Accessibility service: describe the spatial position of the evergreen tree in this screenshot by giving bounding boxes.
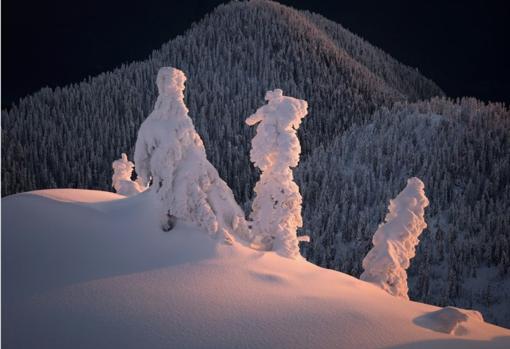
[246,89,308,258]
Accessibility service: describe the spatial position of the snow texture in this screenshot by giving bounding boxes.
[361,177,429,299]
[2,189,509,349]
[246,89,308,259]
[112,153,145,196]
[134,67,250,242]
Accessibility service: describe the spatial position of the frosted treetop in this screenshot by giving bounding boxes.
[157,67,187,97]
[148,67,189,121]
[246,89,308,173]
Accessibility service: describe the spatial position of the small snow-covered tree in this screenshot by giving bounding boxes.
[246,89,309,259]
[360,177,429,299]
[134,67,250,242]
[112,153,145,196]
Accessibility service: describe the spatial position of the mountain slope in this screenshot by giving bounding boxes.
[297,97,510,326]
[1,0,442,198]
[3,189,509,349]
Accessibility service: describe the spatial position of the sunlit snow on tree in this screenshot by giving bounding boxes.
[134,67,250,242]
[361,177,429,299]
[246,89,309,259]
[112,153,145,196]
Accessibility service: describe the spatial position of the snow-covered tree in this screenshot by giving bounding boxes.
[360,177,429,299]
[246,89,308,259]
[134,67,250,242]
[112,153,145,196]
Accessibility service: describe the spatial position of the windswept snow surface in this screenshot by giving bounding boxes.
[2,189,509,349]
[22,188,125,203]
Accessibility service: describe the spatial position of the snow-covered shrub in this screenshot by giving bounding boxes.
[360,177,429,299]
[111,153,145,196]
[134,67,250,242]
[246,89,308,259]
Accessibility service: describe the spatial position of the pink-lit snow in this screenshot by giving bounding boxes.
[2,189,509,348]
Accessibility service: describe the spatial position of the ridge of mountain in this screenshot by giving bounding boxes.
[1,0,442,196]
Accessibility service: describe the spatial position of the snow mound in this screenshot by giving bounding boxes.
[415,306,485,336]
[2,189,509,349]
[134,67,250,241]
[361,177,429,299]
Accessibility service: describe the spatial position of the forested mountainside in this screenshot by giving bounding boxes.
[1,0,442,197]
[297,98,510,326]
[4,0,509,327]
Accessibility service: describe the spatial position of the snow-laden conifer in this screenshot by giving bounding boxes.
[112,153,145,196]
[246,89,308,259]
[360,177,429,299]
[134,67,250,241]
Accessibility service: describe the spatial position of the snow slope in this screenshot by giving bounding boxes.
[2,189,509,349]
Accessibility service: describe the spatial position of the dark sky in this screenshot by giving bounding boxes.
[2,0,509,108]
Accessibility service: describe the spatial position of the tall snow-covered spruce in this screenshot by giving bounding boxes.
[360,177,429,299]
[246,89,309,259]
[134,67,250,242]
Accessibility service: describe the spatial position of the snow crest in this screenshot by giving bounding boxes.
[246,89,308,259]
[134,67,250,241]
[361,177,429,299]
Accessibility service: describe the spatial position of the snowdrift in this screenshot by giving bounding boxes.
[2,189,509,349]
